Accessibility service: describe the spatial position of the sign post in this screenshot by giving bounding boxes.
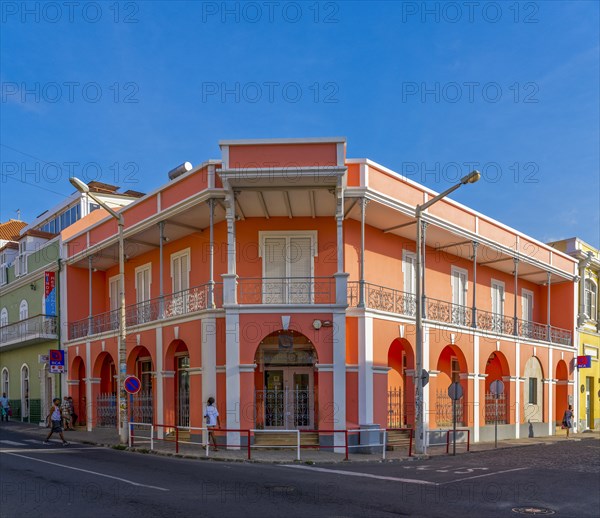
[490,379,505,448]
[448,382,463,456]
[124,375,141,437]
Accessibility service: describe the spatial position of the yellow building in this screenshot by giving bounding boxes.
[549,238,599,430]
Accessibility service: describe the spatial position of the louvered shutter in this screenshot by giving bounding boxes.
[289,237,312,303]
[264,238,286,303]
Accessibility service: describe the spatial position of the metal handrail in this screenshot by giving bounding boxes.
[237,276,336,305]
[0,314,58,344]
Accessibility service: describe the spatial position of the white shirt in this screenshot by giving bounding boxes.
[204,405,219,426]
[0,396,8,409]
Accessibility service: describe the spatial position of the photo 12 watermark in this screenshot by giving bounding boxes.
[1,1,140,24]
[201,1,340,24]
[1,82,139,104]
[400,2,539,24]
[201,81,339,104]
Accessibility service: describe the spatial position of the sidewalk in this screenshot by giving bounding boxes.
[2,420,598,464]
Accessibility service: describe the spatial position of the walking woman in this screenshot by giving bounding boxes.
[562,404,574,438]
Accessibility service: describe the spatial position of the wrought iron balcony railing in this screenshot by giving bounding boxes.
[69,283,223,340]
[237,277,335,305]
[347,281,572,346]
[0,314,58,346]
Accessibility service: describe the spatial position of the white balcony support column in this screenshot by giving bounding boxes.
[208,199,215,308]
[546,272,552,341]
[472,241,478,328]
[515,341,521,438]
[333,310,347,449]
[155,328,164,438]
[422,325,430,444]
[358,315,373,424]
[548,347,554,436]
[225,312,240,449]
[88,257,93,335]
[202,316,217,411]
[358,198,367,307]
[473,334,480,442]
[159,221,165,318]
[85,341,92,432]
[513,258,519,337]
[421,223,428,318]
[225,184,237,276]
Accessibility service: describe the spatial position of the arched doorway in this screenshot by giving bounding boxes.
[254,330,318,429]
[435,345,469,427]
[165,340,190,428]
[20,364,29,421]
[555,360,569,427]
[71,356,86,426]
[127,346,154,424]
[387,338,415,427]
[94,352,116,427]
[523,356,544,423]
[484,351,510,424]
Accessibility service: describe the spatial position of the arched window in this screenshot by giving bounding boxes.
[19,300,28,320]
[1,368,8,398]
[21,364,29,419]
[0,307,7,327]
[584,279,597,321]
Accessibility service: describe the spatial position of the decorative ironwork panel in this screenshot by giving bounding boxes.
[96,393,117,428]
[484,392,508,424]
[435,389,464,427]
[387,387,403,428]
[255,388,314,429]
[131,392,153,424]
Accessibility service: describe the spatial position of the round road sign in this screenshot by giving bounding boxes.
[490,379,505,396]
[124,375,141,394]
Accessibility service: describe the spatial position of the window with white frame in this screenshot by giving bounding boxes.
[491,280,505,333]
[451,357,460,383]
[0,308,7,327]
[135,264,152,324]
[403,250,417,316]
[108,276,120,330]
[584,279,597,321]
[171,249,190,294]
[451,266,468,325]
[21,364,29,418]
[19,300,28,320]
[0,265,7,286]
[1,368,8,398]
[260,231,317,304]
[522,288,534,338]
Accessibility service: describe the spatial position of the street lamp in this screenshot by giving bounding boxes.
[69,177,128,444]
[414,170,480,454]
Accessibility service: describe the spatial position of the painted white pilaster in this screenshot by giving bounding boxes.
[155,328,164,438]
[202,316,217,403]
[423,325,430,442]
[547,348,553,435]
[85,341,92,432]
[225,312,240,448]
[515,341,521,438]
[333,311,346,449]
[473,334,480,443]
[358,314,373,424]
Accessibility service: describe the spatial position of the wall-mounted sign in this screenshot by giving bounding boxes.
[49,349,65,373]
[577,355,592,368]
[44,271,56,316]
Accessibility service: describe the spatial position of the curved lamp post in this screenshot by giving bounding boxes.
[69,177,128,444]
[414,170,481,454]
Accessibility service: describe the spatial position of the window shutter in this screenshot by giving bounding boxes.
[264,238,285,303]
[288,237,311,278]
[404,254,416,295]
[109,278,119,311]
[180,253,189,291]
[173,256,182,293]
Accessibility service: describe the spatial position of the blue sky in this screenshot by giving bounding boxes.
[1,1,598,247]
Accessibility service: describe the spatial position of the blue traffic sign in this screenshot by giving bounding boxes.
[124,375,141,394]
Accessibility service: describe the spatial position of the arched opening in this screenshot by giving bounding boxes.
[254,330,318,429]
[71,356,86,426]
[1,367,9,398]
[484,351,510,424]
[523,357,544,423]
[435,345,469,427]
[555,360,569,427]
[387,338,415,427]
[20,364,29,421]
[93,352,116,427]
[165,339,190,428]
[127,346,154,424]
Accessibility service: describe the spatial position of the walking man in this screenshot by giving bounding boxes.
[0,392,10,422]
[44,398,69,446]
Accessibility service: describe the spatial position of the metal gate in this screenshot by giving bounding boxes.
[131,392,153,424]
[387,387,403,428]
[485,392,507,424]
[435,389,464,427]
[96,393,117,427]
[255,388,314,429]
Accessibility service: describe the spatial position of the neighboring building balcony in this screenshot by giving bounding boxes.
[69,282,223,340]
[237,277,336,305]
[0,314,58,349]
[348,281,573,346]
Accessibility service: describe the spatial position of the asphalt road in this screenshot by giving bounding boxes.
[1,425,598,517]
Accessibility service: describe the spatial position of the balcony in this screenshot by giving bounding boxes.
[69,283,223,340]
[348,281,572,346]
[0,314,58,349]
[237,277,336,305]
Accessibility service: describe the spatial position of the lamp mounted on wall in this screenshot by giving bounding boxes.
[30,283,36,291]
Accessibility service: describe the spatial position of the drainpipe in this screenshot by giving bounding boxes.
[358,197,366,307]
[513,258,519,336]
[209,199,215,308]
[471,241,478,328]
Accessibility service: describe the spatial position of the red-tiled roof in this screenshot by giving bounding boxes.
[0,219,27,241]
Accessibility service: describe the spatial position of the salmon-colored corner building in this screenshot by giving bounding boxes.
[61,137,578,448]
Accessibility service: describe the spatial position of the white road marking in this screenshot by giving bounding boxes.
[283,465,436,485]
[439,467,528,484]
[4,452,169,491]
[0,447,105,453]
[0,440,25,446]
